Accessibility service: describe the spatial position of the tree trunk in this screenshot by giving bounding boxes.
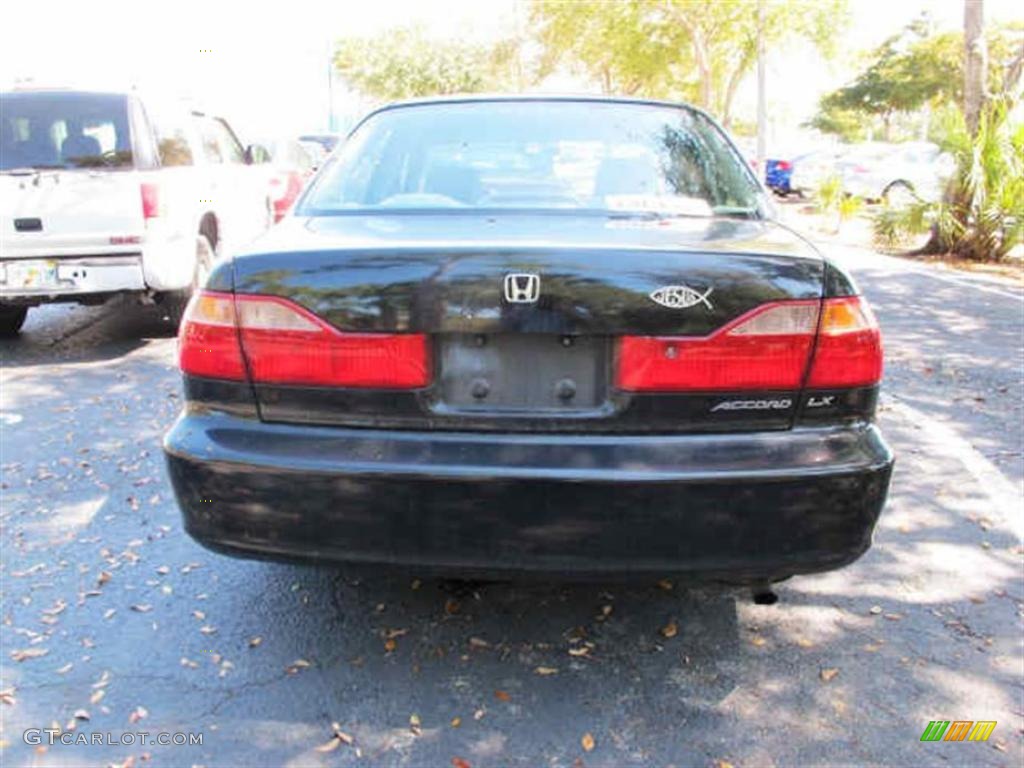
[964,0,987,136]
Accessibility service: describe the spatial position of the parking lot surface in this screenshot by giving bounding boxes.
[1,245,1022,767]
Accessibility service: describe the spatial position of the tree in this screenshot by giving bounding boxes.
[660,0,846,127]
[529,0,677,96]
[963,0,988,135]
[530,0,846,126]
[812,21,962,140]
[334,26,531,101]
[811,15,1022,141]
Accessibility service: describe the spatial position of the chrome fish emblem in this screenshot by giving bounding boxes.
[649,285,714,310]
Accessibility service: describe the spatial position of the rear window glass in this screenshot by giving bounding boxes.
[0,91,133,171]
[147,103,194,167]
[302,101,760,217]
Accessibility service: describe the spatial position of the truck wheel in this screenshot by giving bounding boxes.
[0,305,28,337]
[162,235,214,329]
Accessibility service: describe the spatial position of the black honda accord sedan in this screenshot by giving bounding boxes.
[163,96,893,583]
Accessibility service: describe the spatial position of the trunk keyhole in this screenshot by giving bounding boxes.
[556,378,577,401]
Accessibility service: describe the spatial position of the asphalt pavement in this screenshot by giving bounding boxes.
[1,243,1022,768]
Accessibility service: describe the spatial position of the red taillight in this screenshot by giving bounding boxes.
[177,291,429,389]
[806,296,882,387]
[141,182,160,220]
[177,292,247,380]
[617,301,820,392]
[616,296,882,393]
[270,171,303,223]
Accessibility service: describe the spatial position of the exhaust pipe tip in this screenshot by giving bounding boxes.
[751,586,779,605]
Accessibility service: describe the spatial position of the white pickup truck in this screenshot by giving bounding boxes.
[0,87,273,335]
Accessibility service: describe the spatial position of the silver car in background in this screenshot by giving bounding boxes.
[837,142,955,204]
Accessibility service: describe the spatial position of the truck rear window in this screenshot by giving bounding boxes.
[0,91,133,171]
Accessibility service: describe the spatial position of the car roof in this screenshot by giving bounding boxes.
[373,93,701,114]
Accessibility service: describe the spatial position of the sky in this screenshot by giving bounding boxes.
[2,0,1021,145]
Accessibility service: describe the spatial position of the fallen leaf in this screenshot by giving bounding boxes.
[287,659,311,674]
[494,690,511,702]
[452,758,471,768]
[657,579,674,592]
[315,737,341,753]
[383,628,409,640]
[90,689,105,705]
[535,666,559,676]
[130,604,152,613]
[474,708,486,720]
[192,611,205,621]
[468,637,490,649]
[869,605,882,615]
[384,638,397,653]
[568,646,591,657]
[248,637,262,648]
[660,620,678,639]
[331,724,354,745]
[199,626,217,635]
[450,716,461,728]
[56,663,73,674]
[73,709,90,721]
[820,667,839,683]
[581,732,596,752]
[129,706,148,723]
[444,598,460,615]
[42,600,67,617]
[750,636,767,647]
[10,648,48,662]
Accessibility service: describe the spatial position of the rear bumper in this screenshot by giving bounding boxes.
[0,255,145,303]
[163,412,894,580]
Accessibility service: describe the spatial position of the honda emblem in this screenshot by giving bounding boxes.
[503,273,540,303]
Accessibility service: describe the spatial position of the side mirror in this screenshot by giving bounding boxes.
[244,144,271,165]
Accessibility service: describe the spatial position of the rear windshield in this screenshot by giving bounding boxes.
[0,92,133,172]
[300,101,761,218]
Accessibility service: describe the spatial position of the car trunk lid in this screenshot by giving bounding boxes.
[229,213,827,433]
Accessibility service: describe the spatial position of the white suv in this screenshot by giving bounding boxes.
[0,87,273,335]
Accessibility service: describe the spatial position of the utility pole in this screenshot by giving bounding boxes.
[326,36,336,132]
[756,0,767,182]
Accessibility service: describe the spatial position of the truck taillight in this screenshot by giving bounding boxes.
[617,296,882,392]
[141,182,160,220]
[177,291,430,389]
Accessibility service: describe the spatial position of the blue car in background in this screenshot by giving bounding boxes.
[765,158,794,196]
